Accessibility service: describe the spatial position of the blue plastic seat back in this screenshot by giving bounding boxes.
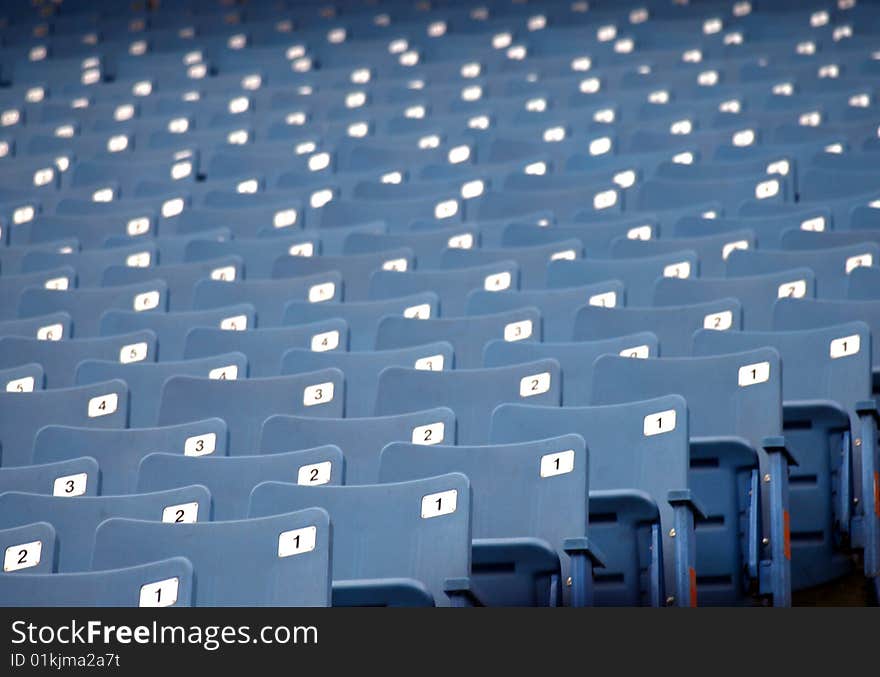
[848,266,880,300]
[193,273,342,326]
[548,251,699,306]
[100,304,256,360]
[0,267,78,321]
[18,280,169,337]
[654,268,816,330]
[0,558,195,607]
[774,298,880,378]
[0,313,72,341]
[727,243,880,299]
[573,299,742,356]
[22,242,159,287]
[380,435,587,605]
[343,226,481,268]
[591,348,783,450]
[184,320,348,377]
[272,248,415,302]
[0,331,157,388]
[490,395,690,605]
[692,322,872,411]
[33,419,230,495]
[102,256,244,311]
[440,239,583,288]
[484,333,659,405]
[375,360,561,444]
[466,282,624,341]
[612,230,757,278]
[375,308,540,369]
[76,353,248,428]
[0,522,57,574]
[248,475,471,607]
[137,446,343,520]
[0,380,129,467]
[0,363,44,393]
[501,218,661,258]
[0,486,211,572]
[0,458,99,497]
[92,508,332,606]
[281,342,454,417]
[282,293,439,351]
[369,261,520,317]
[158,370,344,453]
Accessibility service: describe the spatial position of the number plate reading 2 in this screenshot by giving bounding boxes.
[297,461,332,486]
[520,372,551,397]
[162,502,199,524]
[412,422,444,445]
[4,541,42,572]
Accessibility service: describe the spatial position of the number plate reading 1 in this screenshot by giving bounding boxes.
[412,422,444,445]
[421,490,457,518]
[644,409,677,436]
[738,361,770,387]
[184,432,216,457]
[540,449,575,478]
[53,472,88,497]
[139,577,179,607]
[303,382,334,406]
[278,526,317,557]
[297,461,332,486]
[663,261,691,278]
[830,334,860,359]
[589,291,617,307]
[211,265,237,281]
[846,253,873,274]
[4,541,42,572]
[504,319,533,342]
[120,341,148,363]
[88,393,118,418]
[520,372,551,397]
[722,240,749,260]
[162,502,199,523]
[311,330,339,352]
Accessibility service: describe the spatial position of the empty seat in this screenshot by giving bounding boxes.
[0,380,129,467]
[0,458,99,497]
[92,508,332,606]
[380,434,599,606]
[0,558,194,607]
[0,486,211,572]
[590,349,793,606]
[376,360,561,444]
[0,522,57,574]
[158,371,345,453]
[32,420,229,495]
[491,395,697,607]
[136,446,344,520]
[249,475,475,606]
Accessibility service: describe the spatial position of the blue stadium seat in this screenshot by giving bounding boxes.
[380,434,600,606]
[0,458,99,497]
[0,363,44,393]
[32,419,229,495]
[376,360,561,444]
[590,349,793,606]
[0,486,211,572]
[0,331,157,387]
[249,475,475,607]
[0,380,128,467]
[157,370,345,453]
[692,322,878,589]
[92,508,332,606]
[491,395,697,607]
[136,446,344,520]
[0,558,195,607]
[0,522,57,574]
